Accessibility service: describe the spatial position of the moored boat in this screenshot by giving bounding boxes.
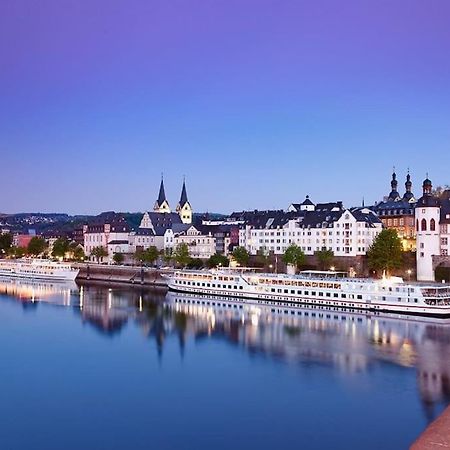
[0,259,79,281]
[165,268,450,317]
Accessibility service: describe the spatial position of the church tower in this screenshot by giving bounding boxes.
[176,178,193,224]
[402,171,416,203]
[416,177,440,281]
[154,176,171,213]
[388,170,401,201]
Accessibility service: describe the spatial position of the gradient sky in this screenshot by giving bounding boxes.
[1,0,449,215]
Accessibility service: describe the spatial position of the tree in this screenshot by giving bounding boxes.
[72,246,85,261]
[173,243,191,267]
[187,258,203,269]
[207,253,229,268]
[367,229,403,276]
[91,246,108,263]
[134,246,160,266]
[51,237,70,258]
[254,248,270,269]
[0,233,12,255]
[315,249,334,270]
[282,245,306,272]
[232,246,250,266]
[144,246,160,266]
[27,237,47,256]
[9,246,26,258]
[113,252,124,265]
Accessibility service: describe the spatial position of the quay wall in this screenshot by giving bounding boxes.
[412,406,450,449]
[74,263,169,287]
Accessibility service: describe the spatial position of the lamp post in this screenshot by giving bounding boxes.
[269,264,273,273]
[407,269,412,282]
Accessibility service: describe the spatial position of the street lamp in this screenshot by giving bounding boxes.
[330,266,335,272]
[269,264,273,273]
[407,269,412,281]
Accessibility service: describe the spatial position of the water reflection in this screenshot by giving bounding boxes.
[1,277,450,420]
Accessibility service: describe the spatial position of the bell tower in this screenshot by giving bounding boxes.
[176,178,193,224]
[154,175,171,213]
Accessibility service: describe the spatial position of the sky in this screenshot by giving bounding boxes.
[1,0,449,215]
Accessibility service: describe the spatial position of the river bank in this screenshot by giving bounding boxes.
[74,263,169,287]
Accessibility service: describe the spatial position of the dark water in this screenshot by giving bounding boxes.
[1,278,450,450]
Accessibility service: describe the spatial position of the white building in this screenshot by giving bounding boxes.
[237,199,382,257]
[84,218,130,263]
[415,178,450,281]
[172,225,216,259]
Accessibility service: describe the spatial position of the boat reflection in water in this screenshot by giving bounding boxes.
[2,278,450,420]
[164,291,450,419]
[0,276,77,306]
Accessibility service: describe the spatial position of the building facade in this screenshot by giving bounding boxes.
[372,171,417,251]
[415,178,450,281]
[235,199,382,257]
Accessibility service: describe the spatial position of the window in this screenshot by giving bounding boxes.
[430,219,436,231]
[421,219,427,231]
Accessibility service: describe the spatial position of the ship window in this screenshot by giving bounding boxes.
[341,294,346,298]
[326,293,331,297]
[291,290,295,294]
[334,293,339,298]
[284,289,288,294]
[312,291,316,296]
[357,295,362,299]
[271,288,275,292]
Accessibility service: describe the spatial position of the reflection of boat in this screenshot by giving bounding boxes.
[0,276,77,303]
[166,269,450,317]
[0,259,79,281]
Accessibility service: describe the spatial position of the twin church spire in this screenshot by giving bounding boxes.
[387,169,416,203]
[153,176,192,223]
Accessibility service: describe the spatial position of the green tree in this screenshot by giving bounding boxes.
[134,246,160,266]
[144,246,160,265]
[27,237,47,256]
[91,246,108,263]
[232,246,250,266]
[315,249,334,270]
[72,246,85,261]
[51,237,70,258]
[207,253,229,268]
[0,233,13,255]
[282,245,306,272]
[367,229,403,276]
[113,252,124,264]
[9,246,26,258]
[173,243,191,267]
[255,248,270,269]
[187,258,203,269]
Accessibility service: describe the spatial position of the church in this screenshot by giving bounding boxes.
[140,177,193,230]
[372,170,417,251]
[415,177,450,281]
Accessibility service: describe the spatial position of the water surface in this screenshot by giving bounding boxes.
[1,278,449,450]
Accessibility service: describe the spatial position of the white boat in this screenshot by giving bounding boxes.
[165,269,450,317]
[0,259,79,281]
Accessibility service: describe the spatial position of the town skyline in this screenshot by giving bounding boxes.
[0,167,448,216]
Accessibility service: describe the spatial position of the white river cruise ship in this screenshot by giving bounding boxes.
[166,269,450,317]
[0,259,79,281]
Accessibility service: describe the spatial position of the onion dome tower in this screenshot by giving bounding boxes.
[154,176,171,213]
[415,176,440,281]
[176,178,193,224]
[388,170,401,201]
[402,171,416,203]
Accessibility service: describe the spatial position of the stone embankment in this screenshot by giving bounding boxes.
[411,407,450,449]
[74,263,169,287]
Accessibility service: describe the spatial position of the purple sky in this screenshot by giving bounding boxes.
[1,0,449,215]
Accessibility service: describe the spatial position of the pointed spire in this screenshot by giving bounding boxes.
[157,175,167,206]
[179,176,188,206]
